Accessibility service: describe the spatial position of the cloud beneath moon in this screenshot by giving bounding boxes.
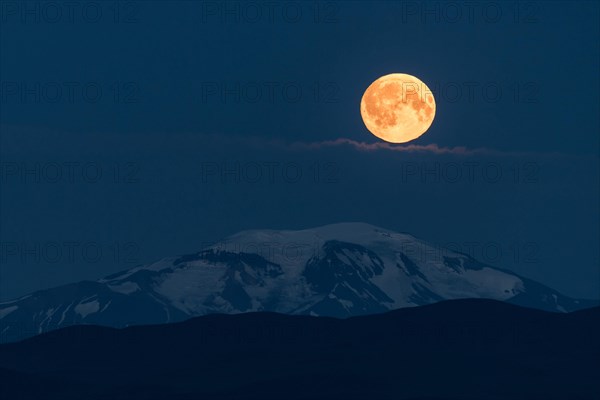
[286,138,565,157]
[289,138,481,155]
[185,133,577,158]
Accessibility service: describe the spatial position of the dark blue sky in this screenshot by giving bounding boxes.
[0,1,598,300]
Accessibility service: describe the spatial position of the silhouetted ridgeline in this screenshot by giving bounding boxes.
[0,299,599,400]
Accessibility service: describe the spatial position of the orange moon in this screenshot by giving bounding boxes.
[360,73,436,143]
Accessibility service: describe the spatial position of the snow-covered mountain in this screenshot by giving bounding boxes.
[0,223,593,343]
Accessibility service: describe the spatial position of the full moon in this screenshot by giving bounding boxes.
[360,73,436,143]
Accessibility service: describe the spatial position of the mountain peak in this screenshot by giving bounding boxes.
[222,221,401,243]
[0,223,593,343]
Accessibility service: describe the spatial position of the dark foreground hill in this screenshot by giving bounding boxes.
[0,299,599,400]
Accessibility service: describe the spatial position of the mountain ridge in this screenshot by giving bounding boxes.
[0,223,596,343]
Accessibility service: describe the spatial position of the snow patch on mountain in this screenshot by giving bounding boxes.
[74,299,100,318]
[108,282,141,295]
[0,306,18,320]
